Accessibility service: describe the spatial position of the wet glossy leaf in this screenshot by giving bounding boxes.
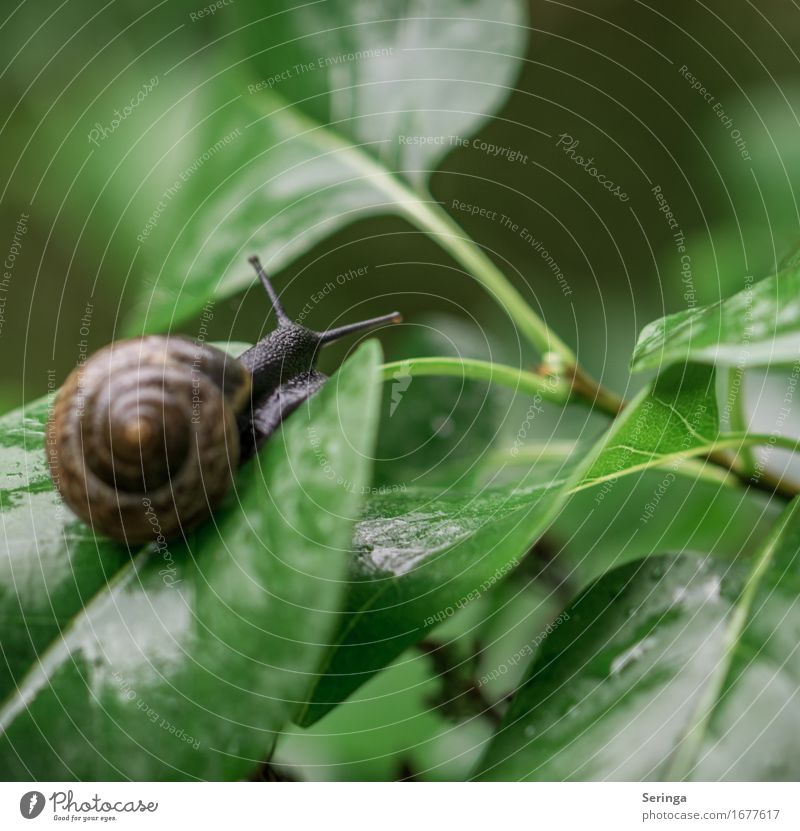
[577,363,720,490]
[632,266,800,372]
[475,498,800,781]
[0,342,382,780]
[296,464,578,726]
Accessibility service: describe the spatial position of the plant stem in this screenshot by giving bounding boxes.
[379,357,572,404]
[261,89,575,366]
[706,446,799,501]
[397,195,577,367]
[569,365,625,416]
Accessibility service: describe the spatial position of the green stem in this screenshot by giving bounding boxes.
[379,357,572,404]
[257,89,576,366]
[570,365,625,416]
[396,195,577,366]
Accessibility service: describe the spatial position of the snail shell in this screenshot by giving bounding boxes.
[47,336,251,544]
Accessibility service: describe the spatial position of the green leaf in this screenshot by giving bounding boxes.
[632,266,800,372]
[297,361,789,726]
[127,0,528,333]
[273,647,492,782]
[233,0,527,190]
[577,363,720,490]
[0,342,382,780]
[551,468,779,590]
[574,362,799,491]
[490,363,793,496]
[474,498,800,781]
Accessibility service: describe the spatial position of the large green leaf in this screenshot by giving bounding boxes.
[632,266,800,372]
[297,360,788,726]
[233,0,526,189]
[573,362,799,491]
[474,498,800,781]
[0,342,382,780]
[127,0,527,332]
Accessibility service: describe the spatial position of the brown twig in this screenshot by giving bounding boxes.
[563,364,800,501]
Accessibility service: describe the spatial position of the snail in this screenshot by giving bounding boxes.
[47,256,401,543]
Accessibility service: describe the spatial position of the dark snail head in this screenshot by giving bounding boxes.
[239,256,402,399]
[234,256,401,459]
[47,336,250,544]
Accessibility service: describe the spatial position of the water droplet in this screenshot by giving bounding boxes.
[701,576,721,602]
[610,637,657,675]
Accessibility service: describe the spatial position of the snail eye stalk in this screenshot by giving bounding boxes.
[248,255,291,325]
[318,312,403,345]
[249,253,401,342]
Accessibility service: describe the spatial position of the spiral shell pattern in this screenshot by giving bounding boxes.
[47,336,251,543]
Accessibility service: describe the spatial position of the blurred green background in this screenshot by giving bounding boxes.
[1,0,799,778]
[3,0,799,414]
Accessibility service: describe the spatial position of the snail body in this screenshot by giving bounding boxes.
[47,256,400,543]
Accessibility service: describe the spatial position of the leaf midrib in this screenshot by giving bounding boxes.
[574,432,800,492]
